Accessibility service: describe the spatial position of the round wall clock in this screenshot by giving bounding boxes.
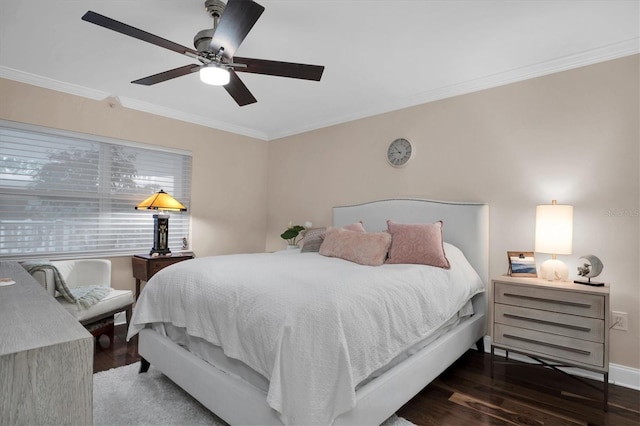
[386,138,413,167]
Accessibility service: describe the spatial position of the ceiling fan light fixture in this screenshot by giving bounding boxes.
[200,64,230,86]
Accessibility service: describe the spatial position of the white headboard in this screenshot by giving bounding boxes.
[333,199,489,285]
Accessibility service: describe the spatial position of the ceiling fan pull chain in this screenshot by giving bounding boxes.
[216,47,225,62]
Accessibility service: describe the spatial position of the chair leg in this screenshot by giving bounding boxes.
[125,305,132,326]
[139,357,150,373]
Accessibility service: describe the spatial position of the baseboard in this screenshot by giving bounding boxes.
[609,363,640,391]
[482,335,640,391]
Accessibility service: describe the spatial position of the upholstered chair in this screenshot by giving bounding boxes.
[30,259,134,344]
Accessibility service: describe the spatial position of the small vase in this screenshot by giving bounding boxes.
[287,244,299,250]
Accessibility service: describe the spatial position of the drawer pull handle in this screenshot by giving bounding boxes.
[503,313,592,332]
[503,293,591,309]
[502,333,591,355]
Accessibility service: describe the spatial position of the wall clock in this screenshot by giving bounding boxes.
[386,138,413,167]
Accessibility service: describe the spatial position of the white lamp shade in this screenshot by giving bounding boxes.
[534,203,573,255]
[200,65,230,86]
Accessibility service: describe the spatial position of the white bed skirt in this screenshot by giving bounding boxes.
[138,291,486,425]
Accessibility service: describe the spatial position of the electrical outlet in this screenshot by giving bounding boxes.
[612,311,628,331]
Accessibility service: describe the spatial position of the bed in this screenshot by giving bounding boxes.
[128,198,489,425]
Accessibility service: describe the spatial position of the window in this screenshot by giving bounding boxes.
[0,120,191,260]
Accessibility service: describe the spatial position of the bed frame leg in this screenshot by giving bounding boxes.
[139,357,150,373]
[475,337,485,353]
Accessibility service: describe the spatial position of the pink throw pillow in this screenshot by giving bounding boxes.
[386,220,450,269]
[319,228,391,266]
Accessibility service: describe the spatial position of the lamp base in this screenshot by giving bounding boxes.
[539,258,569,281]
[574,278,605,287]
[149,248,172,256]
[151,214,171,256]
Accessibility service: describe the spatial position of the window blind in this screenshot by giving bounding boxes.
[0,121,192,260]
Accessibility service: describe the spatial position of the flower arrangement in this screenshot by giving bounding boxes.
[280,221,312,247]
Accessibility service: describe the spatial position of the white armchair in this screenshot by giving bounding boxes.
[30,259,134,344]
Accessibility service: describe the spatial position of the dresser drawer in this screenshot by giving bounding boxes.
[147,258,188,278]
[132,253,195,296]
[494,324,604,368]
[494,282,604,319]
[495,304,604,343]
[150,261,168,275]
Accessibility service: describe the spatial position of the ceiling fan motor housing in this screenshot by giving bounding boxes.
[194,29,215,53]
[194,0,226,53]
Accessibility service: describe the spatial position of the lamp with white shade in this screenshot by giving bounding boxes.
[534,200,574,281]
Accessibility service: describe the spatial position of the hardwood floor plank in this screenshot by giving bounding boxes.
[93,327,139,374]
[399,351,639,425]
[437,369,598,420]
[457,356,639,425]
[449,391,586,426]
[448,392,545,426]
[397,385,512,426]
[435,379,587,426]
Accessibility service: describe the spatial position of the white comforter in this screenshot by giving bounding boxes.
[128,243,484,425]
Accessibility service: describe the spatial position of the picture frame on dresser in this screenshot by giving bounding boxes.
[507,251,537,277]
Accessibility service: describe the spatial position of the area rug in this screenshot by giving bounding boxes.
[94,362,416,426]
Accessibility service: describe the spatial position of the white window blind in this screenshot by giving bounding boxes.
[0,120,192,260]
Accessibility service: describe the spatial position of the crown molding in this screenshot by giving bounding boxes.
[116,97,268,140]
[0,66,269,141]
[0,66,109,100]
[268,38,640,140]
[2,38,638,141]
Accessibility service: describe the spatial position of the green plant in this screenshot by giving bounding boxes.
[280,223,306,246]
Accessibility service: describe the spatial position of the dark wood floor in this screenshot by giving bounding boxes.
[95,325,639,425]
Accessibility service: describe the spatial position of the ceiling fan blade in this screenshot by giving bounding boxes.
[82,11,199,57]
[209,0,265,60]
[224,70,257,106]
[233,57,324,81]
[132,64,202,86]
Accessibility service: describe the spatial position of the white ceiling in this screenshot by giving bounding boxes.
[0,1,638,141]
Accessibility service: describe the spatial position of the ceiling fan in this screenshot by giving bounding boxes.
[81,0,325,106]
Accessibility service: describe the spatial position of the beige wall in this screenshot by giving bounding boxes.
[266,55,640,368]
[1,55,638,370]
[0,78,269,296]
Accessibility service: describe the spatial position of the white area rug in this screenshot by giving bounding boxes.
[94,362,416,426]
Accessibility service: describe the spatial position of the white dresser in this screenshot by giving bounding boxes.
[0,261,94,425]
[490,275,610,410]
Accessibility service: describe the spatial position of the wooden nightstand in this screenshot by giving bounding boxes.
[490,275,610,410]
[132,252,194,299]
